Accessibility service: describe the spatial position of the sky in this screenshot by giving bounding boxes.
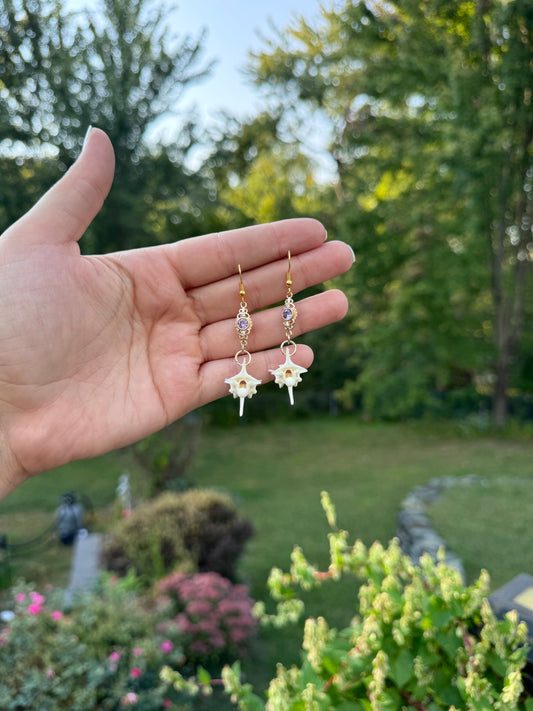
[64,0,335,173]
[149,0,338,175]
[166,0,325,124]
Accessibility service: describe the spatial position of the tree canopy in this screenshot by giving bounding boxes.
[250,0,533,424]
[0,0,217,251]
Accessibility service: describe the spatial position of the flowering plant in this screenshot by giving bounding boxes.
[156,571,257,664]
[163,492,532,710]
[0,579,181,710]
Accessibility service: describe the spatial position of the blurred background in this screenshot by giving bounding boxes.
[0,0,532,704]
[1,0,531,425]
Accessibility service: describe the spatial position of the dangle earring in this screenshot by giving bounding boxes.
[269,252,308,405]
[225,265,261,417]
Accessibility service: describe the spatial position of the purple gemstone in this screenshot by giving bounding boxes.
[237,317,249,331]
[282,308,293,321]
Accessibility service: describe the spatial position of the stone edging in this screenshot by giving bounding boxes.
[396,475,487,580]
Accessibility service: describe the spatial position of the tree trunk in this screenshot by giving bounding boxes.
[492,357,509,429]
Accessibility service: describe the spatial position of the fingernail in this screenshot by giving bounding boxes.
[81,125,93,154]
[349,245,356,263]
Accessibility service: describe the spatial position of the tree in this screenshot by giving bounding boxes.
[251,0,533,424]
[207,111,331,224]
[0,0,216,251]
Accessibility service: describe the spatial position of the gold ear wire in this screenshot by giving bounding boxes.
[238,264,246,299]
[286,251,292,289]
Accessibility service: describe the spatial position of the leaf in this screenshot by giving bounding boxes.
[389,648,413,687]
[435,630,462,661]
[485,650,508,677]
[430,608,454,628]
[433,669,463,708]
[243,694,267,711]
[197,666,211,685]
[301,662,324,689]
[336,701,366,711]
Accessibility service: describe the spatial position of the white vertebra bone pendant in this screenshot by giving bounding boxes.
[225,363,262,417]
[269,352,307,405]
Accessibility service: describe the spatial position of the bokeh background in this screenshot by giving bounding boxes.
[1,0,532,706]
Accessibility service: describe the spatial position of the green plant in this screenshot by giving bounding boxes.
[0,580,179,710]
[101,489,254,584]
[163,492,532,710]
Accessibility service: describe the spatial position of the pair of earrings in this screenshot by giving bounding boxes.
[225,252,308,417]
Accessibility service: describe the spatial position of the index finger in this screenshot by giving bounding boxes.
[165,218,327,290]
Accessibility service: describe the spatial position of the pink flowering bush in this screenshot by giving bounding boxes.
[0,580,190,710]
[156,571,257,664]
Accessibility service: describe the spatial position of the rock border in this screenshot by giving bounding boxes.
[396,475,487,580]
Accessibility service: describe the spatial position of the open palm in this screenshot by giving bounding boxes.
[0,129,352,497]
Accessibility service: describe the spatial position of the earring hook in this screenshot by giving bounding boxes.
[286,251,292,288]
[238,264,246,298]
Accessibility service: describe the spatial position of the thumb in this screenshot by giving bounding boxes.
[6,127,115,248]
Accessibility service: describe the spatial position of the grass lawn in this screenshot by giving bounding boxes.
[0,416,531,694]
[427,477,533,589]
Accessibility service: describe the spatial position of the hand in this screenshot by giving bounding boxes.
[0,128,353,498]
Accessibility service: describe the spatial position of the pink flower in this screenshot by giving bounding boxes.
[229,628,249,644]
[45,668,55,679]
[27,603,42,615]
[163,700,172,709]
[121,692,138,706]
[132,647,143,657]
[130,666,142,678]
[15,593,26,603]
[186,600,212,617]
[175,614,197,634]
[109,651,121,662]
[122,509,132,518]
[51,611,63,621]
[160,640,173,654]
[30,592,45,605]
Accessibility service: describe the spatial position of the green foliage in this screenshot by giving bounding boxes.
[207,111,332,225]
[0,579,178,710]
[101,489,254,584]
[251,0,533,424]
[0,0,218,251]
[164,493,531,710]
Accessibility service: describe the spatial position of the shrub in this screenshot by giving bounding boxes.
[0,579,181,710]
[156,571,257,664]
[101,489,254,584]
[163,492,532,710]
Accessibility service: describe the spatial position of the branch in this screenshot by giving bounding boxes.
[400,690,431,711]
